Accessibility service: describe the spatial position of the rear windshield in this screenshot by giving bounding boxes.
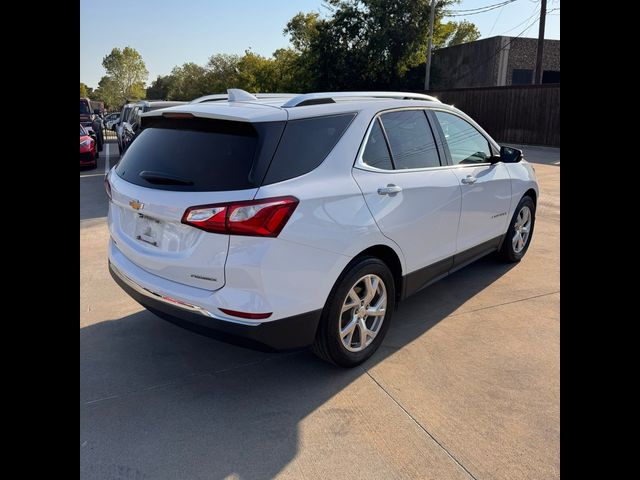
[115,113,355,192]
[115,118,262,192]
[80,100,91,115]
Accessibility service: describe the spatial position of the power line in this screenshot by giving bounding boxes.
[487,1,507,36]
[445,0,519,17]
[446,0,516,13]
[498,3,539,35]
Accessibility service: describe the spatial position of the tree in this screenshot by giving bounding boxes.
[102,47,149,104]
[284,0,479,90]
[436,20,480,47]
[80,82,93,98]
[91,76,120,109]
[206,54,242,93]
[167,63,211,100]
[146,75,175,100]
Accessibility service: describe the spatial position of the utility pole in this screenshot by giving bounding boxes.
[424,0,437,91]
[533,0,547,84]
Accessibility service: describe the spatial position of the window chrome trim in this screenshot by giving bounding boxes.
[354,106,497,173]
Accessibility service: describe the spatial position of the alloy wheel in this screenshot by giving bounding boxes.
[512,205,532,253]
[339,274,387,352]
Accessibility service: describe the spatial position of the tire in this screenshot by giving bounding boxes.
[312,256,395,367]
[499,195,536,262]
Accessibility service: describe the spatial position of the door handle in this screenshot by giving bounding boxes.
[461,175,477,185]
[377,184,402,196]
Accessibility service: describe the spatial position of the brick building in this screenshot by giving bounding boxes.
[430,36,560,89]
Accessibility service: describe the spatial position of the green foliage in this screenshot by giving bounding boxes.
[101,47,149,105]
[435,20,481,48]
[166,63,212,100]
[146,75,175,100]
[80,82,92,98]
[92,76,119,109]
[284,0,476,90]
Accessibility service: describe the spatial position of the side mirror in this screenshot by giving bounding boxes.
[500,146,523,163]
[93,108,101,115]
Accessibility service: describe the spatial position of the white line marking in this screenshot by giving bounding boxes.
[80,173,106,178]
[104,142,110,175]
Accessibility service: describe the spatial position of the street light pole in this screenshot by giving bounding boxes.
[424,0,437,91]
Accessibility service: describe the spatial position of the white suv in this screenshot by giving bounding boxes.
[106,89,538,367]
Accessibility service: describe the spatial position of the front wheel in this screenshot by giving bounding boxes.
[499,195,536,262]
[312,257,395,367]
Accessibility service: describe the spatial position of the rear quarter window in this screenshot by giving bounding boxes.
[263,113,356,184]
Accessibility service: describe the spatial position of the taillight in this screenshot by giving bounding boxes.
[104,176,112,200]
[182,196,299,237]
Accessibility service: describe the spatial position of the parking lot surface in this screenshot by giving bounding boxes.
[80,143,559,480]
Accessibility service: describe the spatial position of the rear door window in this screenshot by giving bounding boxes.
[379,110,441,169]
[263,113,355,184]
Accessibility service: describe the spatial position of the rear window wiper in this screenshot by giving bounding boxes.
[139,171,194,186]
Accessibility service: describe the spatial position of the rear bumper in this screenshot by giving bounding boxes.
[109,261,321,351]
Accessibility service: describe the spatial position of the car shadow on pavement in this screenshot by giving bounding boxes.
[80,255,516,479]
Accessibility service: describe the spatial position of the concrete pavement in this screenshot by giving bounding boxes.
[80,143,559,480]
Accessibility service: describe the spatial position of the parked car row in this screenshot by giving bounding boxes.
[80,99,185,169]
[112,100,187,155]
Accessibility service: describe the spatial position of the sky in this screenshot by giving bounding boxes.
[80,0,560,89]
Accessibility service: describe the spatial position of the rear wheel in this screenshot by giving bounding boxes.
[312,257,394,367]
[499,196,535,262]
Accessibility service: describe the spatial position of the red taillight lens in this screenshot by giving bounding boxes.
[182,205,227,234]
[181,196,299,237]
[104,176,112,200]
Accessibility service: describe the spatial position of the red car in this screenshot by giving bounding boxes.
[80,124,98,168]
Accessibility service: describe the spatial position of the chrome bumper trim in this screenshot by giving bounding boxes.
[109,262,260,326]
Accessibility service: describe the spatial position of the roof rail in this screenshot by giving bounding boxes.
[281,91,440,108]
[190,91,300,104]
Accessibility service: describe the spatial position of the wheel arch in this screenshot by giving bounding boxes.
[524,188,537,205]
[351,244,404,305]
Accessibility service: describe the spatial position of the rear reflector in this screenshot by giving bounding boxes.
[219,308,272,320]
[182,196,299,237]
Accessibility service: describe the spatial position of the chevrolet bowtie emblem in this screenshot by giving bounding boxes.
[129,199,144,210]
